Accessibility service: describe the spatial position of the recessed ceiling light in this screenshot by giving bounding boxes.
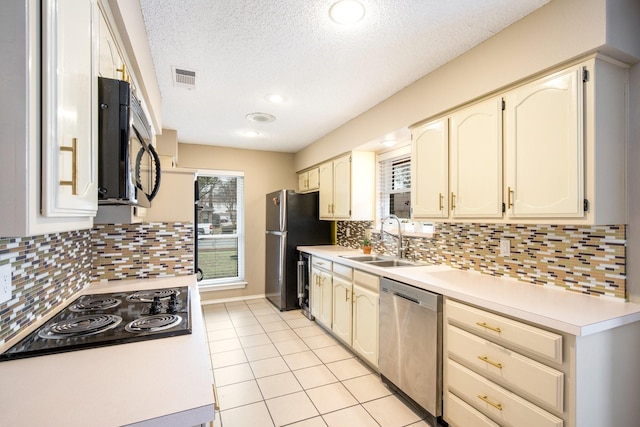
[246,112,276,123]
[265,94,286,104]
[243,130,260,137]
[329,0,365,25]
[381,139,397,147]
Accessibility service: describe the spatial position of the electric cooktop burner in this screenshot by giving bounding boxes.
[0,286,191,362]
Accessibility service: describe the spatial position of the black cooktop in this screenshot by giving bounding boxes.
[0,287,192,362]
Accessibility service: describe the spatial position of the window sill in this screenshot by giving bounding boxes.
[198,281,248,292]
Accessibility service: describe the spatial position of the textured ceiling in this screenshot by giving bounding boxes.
[140,0,550,153]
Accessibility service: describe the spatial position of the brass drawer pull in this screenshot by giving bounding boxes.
[477,355,503,369]
[211,384,220,411]
[477,394,503,411]
[476,322,502,333]
[59,137,78,195]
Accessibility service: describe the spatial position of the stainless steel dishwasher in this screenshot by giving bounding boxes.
[379,277,442,424]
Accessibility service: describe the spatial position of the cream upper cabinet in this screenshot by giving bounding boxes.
[319,152,375,221]
[298,167,319,193]
[98,8,125,80]
[504,65,584,218]
[41,0,98,218]
[411,118,449,219]
[450,98,503,218]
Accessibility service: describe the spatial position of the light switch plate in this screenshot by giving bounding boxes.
[499,239,511,257]
[0,263,11,304]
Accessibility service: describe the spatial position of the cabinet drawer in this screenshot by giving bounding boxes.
[446,391,500,427]
[447,360,563,427]
[333,263,352,280]
[446,300,562,363]
[353,270,378,292]
[447,325,563,411]
[312,257,332,271]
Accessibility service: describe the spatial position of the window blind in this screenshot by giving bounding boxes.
[378,153,411,221]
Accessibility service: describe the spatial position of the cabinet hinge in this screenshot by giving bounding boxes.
[582,67,590,83]
[501,99,506,111]
[502,202,506,213]
[583,199,589,212]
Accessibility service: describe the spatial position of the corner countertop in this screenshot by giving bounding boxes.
[0,275,215,427]
[298,245,640,336]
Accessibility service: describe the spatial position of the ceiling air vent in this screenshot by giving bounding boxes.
[172,67,196,89]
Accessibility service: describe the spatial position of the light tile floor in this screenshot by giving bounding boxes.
[203,298,433,427]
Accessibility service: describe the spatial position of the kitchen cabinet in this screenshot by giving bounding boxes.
[311,257,333,328]
[331,264,353,344]
[98,7,126,80]
[41,0,99,218]
[298,167,320,193]
[319,152,375,220]
[351,270,379,368]
[411,118,449,219]
[0,0,97,237]
[503,56,626,223]
[504,64,583,218]
[443,298,640,427]
[450,97,503,218]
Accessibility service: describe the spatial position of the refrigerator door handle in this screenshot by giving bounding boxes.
[297,260,305,298]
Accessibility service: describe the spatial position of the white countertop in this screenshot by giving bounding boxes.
[0,275,215,427]
[299,245,640,336]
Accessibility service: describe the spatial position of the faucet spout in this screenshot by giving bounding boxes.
[380,214,405,259]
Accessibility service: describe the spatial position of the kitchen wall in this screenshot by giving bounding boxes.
[338,221,626,300]
[177,143,297,302]
[627,62,640,302]
[0,231,91,346]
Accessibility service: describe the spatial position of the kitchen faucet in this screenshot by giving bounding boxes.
[380,214,406,259]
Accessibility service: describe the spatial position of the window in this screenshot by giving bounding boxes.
[378,146,411,221]
[196,171,245,288]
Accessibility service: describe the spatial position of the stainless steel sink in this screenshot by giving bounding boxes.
[365,259,422,268]
[340,255,386,262]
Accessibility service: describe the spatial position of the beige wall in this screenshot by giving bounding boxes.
[178,143,297,301]
[295,0,640,171]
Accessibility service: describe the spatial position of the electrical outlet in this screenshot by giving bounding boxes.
[499,239,511,257]
[0,263,11,304]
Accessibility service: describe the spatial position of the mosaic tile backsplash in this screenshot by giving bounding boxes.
[0,230,92,346]
[338,221,626,299]
[92,222,194,281]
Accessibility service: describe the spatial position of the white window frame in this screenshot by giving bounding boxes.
[196,169,246,290]
[376,144,412,226]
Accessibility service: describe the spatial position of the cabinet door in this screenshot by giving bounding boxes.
[332,275,353,344]
[318,162,333,219]
[42,0,98,217]
[411,118,449,218]
[310,267,322,319]
[332,155,351,219]
[98,9,124,79]
[319,270,333,327]
[505,66,584,218]
[298,171,309,192]
[352,284,379,367]
[307,167,320,191]
[450,98,503,218]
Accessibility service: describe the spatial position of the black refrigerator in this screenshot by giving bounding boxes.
[265,190,333,311]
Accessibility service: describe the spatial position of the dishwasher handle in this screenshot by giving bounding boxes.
[392,291,419,305]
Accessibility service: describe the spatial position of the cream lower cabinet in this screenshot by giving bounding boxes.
[351,270,379,368]
[311,257,333,328]
[444,298,640,427]
[331,264,353,344]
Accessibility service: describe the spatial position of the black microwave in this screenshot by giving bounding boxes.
[97,77,161,207]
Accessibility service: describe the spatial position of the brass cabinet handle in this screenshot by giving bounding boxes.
[507,186,514,209]
[450,192,456,210]
[438,193,443,211]
[345,288,350,302]
[477,394,503,411]
[212,383,220,411]
[59,137,78,195]
[477,355,503,369]
[476,322,502,333]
